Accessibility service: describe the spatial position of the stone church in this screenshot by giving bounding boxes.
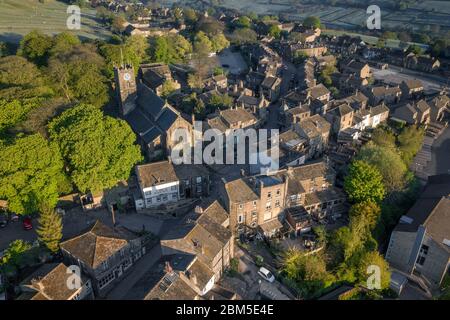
[114,65,194,161]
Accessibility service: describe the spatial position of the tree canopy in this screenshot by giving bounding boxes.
[0,55,53,100]
[48,44,109,107]
[303,16,321,29]
[48,104,142,193]
[0,134,69,215]
[356,142,408,192]
[18,30,53,66]
[344,160,386,204]
[37,206,63,253]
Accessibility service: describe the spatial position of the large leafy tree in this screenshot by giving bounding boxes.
[49,32,81,56]
[49,104,143,193]
[349,201,381,232]
[0,134,69,215]
[0,56,53,100]
[231,28,258,45]
[18,30,53,66]
[193,31,213,57]
[100,35,149,78]
[344,160,386,204]
[282,249,334,298]
[0,99,39,133]
[48,44,109,107]
[37,206,63,253]
[210,33,230,53]
[303,16,321,29]
[397,125,425,165]
[0,240,32,277]
[356,142,407,192]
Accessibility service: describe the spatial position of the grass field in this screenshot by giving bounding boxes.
[0,0,112,43]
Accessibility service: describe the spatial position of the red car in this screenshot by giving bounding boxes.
[23,217,33,230]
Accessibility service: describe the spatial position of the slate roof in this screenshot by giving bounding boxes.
[306,84,330,100]
[18,263,89,300]
[136,161,179,188]
[394,174,450,251]
[60,221,137,269]
[225,178,259,203]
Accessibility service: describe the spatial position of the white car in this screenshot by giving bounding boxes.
[258,267,275,283]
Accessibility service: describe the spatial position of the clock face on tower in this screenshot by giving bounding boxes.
[123,73,131,81]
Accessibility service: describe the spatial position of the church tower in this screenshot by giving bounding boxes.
[114,65,137,116]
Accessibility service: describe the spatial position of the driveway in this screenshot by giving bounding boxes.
[220,247,293,300]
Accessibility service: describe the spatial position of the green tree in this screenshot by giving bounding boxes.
[371,127,396,148]
[268,24,282,38]
[207,93,233,110]
[357,142,408,192]
[349,201,381,232]
[36,206,63,253]
[50,32,81,56]
[48,44,109,107]
[160,79,178,98]
[210,33,230,52]
[0,240,32,276]
[48,104,143,193]
[0,99,39,132]
[0,56,53,100]
[18,30,53,65]
[303,16,321,29]
[397,125,425,165]
[184,8,198,25]
[0,134,69,215]
[193,31,213,57]
[235,16,252,29]
[231,28,258,45]
[282,249,334,298]
[344,160,386,204]
[356,251,391,290]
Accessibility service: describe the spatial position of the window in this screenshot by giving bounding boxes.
[98,272,115,289]
[416,255,426,266]
[253,201,257,207]
[196,177,202,183]
[266,202,271,210]
[171,186,177,191]
[420,245,429,255]
[276,189,281,196]
[238,215,244,224]
[267,192,272,198]
[239,203,243,209]
[251,211,257,218]
[157,197,161,202]
[275,200,280,207]
[100,260,108,271]
[162,195,168,201]
[171,193,178,199]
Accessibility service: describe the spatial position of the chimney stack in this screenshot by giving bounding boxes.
[164,261,173,274]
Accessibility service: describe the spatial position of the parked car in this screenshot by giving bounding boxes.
[11,213,19,222]
[23,216,33,230]
[0,214,7,228]
[258,267,275,283]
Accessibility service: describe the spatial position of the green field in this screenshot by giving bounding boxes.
[0,0,112,43]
